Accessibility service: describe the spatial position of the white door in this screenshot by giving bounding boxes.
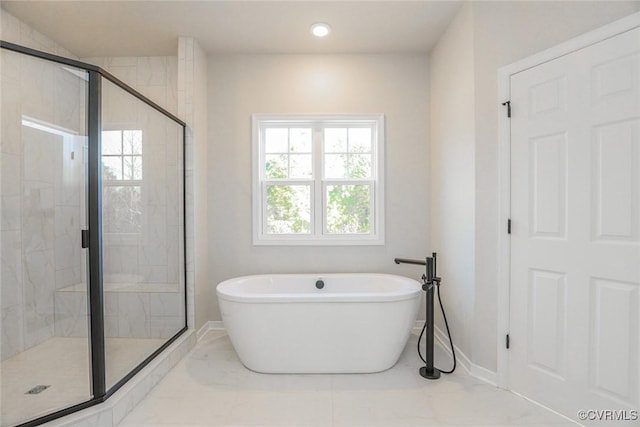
[510,27,640,423]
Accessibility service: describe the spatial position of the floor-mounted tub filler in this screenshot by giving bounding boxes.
[216,273,421,374]
[395,253,457,380]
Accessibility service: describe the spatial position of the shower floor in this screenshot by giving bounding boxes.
[0,336,164,427]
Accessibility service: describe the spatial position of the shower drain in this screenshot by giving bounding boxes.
[25,385,50,395]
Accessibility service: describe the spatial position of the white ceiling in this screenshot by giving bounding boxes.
[1,1,462,57]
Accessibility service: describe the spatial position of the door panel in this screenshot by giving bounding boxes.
[592,119,639,242]
[527,269,567,378]
[590,279,638,404]
[529,132,568,238]
[510,27,640,422]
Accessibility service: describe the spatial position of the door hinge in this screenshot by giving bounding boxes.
[502,100,511,118]
[506,334,510,349]
[507,219,511,234]
[81,229,89,248]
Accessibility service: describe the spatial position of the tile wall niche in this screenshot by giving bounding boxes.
[1,10,86,360]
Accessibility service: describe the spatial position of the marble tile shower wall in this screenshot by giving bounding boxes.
[177,36,204,331]
[53,96,185,340]
[82,55,179,287]
[51,55,184,340]
[1,9,184,355]
[1,11,86,360]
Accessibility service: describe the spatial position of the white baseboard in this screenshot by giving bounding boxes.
[510,389,584,426]
[431,324,498,386]
[196,320,225,340]
[470,362,499,386]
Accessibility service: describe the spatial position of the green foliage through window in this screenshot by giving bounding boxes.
[266,185,311,234]
[326,184,370,234]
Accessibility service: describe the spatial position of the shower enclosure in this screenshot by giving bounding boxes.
[0,42,187,427]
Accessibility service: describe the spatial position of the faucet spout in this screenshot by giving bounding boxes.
[394,257,427,266]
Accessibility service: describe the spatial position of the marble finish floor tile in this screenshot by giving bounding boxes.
[1,336,164,427]
[119,330,577,427]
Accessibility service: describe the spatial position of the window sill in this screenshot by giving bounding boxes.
[253,236,385,246]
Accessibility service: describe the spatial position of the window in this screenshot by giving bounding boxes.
[102,130,143,235]
[252,115,384,245]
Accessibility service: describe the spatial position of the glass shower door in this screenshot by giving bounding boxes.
[1,50,92,426]
[100,78,185,391]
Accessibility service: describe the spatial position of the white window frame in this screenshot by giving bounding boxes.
[252,114,385,246]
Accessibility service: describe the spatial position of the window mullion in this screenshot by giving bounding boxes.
[120,131,125,180]
[261,181,268,237]
[286,128,291,180]
[313,126,323,237]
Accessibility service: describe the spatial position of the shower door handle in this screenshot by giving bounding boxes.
[81,229,89,248]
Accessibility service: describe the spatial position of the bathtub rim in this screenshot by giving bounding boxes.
[216,273,422,303]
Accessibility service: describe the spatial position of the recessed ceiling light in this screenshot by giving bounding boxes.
[310,23,331,38]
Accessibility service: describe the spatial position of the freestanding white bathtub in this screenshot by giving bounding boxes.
[216,273,422,374]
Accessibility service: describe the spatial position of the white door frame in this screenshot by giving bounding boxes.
[496,11,640,389]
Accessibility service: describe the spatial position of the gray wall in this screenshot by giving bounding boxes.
[429,1,640,374]
[429,3,477,371]
[205,53,431,323]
